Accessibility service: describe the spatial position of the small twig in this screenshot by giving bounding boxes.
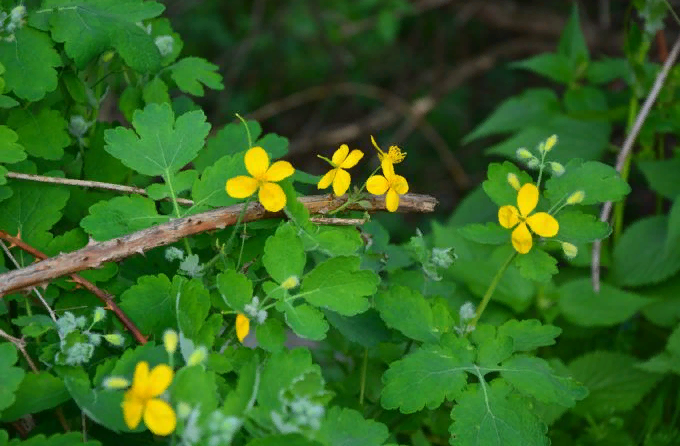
[0,193,437,295]
[5,172,194,206]
[0,240,57,322]
[591,34,680,292]
[0,328,39,373]
[0,230,147,345]
[309,216,368,225]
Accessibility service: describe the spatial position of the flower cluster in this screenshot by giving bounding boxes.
[225,135,411,213]
[53,309,122,366]
[0,5,26,41]
[120,361,176,436]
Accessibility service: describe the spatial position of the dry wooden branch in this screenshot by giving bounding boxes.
[0,193,437,296]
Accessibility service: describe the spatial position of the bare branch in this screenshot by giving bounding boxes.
[0,193,437,296]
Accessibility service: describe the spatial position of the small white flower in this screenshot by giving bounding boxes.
[165,247,185,262]
[459,302,476,321]
[154,35,174,57]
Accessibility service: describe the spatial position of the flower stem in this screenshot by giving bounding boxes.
[467,251,516,330]
[329,165,382,215]
[225,196,253,254]
[359,348,368,406]
[165,170,192,256]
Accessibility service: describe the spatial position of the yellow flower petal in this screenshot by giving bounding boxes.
[511,223,533,254]
[498,205,520,229]
[147,364,173,397]
[143,398,176,436]
[332,144,349,166]
[317,169,336,190]
[380,158,395,178]
[517,183,538,218]
[526,212,559,238]
[122,397,144,430]
[370,135,385,156]
[131,361,150,398]
[391,174,409,195]
[332,168,351,196]
[265,160,295,182]
[258,182,287,212]
[366,175,389,195]
[385,188,400,212]
[226,176,259,199]
[339,149,364,169]
[244,146,269,178]
[236,313,250,342]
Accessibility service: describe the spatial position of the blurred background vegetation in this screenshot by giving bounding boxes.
[157,0,644,238]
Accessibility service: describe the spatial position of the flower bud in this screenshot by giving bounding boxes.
[187,346,207,366]
[527,158,540,169]
[506,173,521,191]
[236,314,250,343]
[541,134,558,153]
[549,161,565,176]
[177,402,192,419]
[103,333,124,347]
[281,276,299,290]
[561,242,578,259]
[459,302,476,321]
[163,329,179,354]
[154,35,174,57]
[566,190,585,205]
[103,376,130,389]
[93,307,106,324]
[516,148,533,160]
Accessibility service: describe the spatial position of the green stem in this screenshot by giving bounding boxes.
[359,348,368,406]
[165,171,192,256]
[468,251,516,330]
[225,197,253,254]
[329,165,382,215]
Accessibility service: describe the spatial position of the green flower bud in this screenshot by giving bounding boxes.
[516,148,533,160]
[566,190,585,205]
[562,242,578,259]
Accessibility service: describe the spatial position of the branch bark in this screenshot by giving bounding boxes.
[0,193,437,296]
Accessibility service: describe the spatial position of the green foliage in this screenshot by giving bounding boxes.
[0,344,24,416]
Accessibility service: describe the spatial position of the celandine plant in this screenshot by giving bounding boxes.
[2,1,676,446]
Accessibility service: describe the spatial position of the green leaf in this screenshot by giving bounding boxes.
[459,222,509,245]
[176,277,210,342]
[119,274,177,340]
[486,116,611,164]
[374,285,440,343]
[0,344,24,416]
[5,432,100,446]
[223,357,258,416]
[0,95,19,108]
[0,372,69,422]
[149,18,183,66]
[569,351,661,417]
[142,76,170,105]
[277,300,329,341]
[544,159,631,206]
[471,325,513,367]
[586,58,628,84]
[104,102,210,176]
[313,226,364,256]
[8,108,70,160]
[323,309,391,348]
[0,126,25,163]
[300,256,379,316]
[381,336,475,413]
[564,86,608,114]
[318,407,389,446]
[171,365,218,414]
[0,180,70,247]
[147,169,197,200]
[11,315,55,338]
[216,269,253,312]
[0,28,60,101]
[170,57,224,96]
[514,249,558,283]
[256,132,289,159]
[245,435,318,446]
[80,195,169,241]
[257,348,319,412]
[556,210,611,243]
[61,367,132,432]
[511,53,573,84]
[611,198,680,286]
[500,356,588,406]
[497,319,562,352]
[463,89,560,143]
[193,120,261,173]
[450,380,550,446]
[637,156,680,199]
[190,153,245,210]
[482,161,534,207]
[559,279,652,326]
[256,318,286,352]
[263,223,306,284]
[109,343,167,377]
[558,3,589,68]
[42,0,165,72]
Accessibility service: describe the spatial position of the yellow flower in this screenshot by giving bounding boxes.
[317,144,364,196]
[236,313,250,343]
[226,146,295,212]
[371,135,406,164]
[498,183,559,254]
[366,159,409,212]
[122,361,176,436]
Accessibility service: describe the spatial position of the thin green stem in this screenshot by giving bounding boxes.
[235,113,253,148]
[329,165,382,215]
[467,251,516,330]
[165,171,192,256]
[359,348,368,406]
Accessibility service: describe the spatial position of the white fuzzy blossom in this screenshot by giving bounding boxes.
[244,296,267,324]
[165,247,185,262]
[154,35,175,57]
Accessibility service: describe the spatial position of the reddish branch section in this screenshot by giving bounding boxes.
[0,192,437,298]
